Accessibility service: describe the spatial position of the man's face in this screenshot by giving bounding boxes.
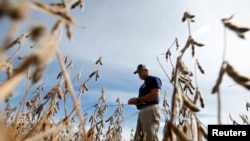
[138,69,147,80]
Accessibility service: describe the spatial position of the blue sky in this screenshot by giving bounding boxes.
[1,0,250,140]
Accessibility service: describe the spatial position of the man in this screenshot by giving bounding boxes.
[128,64,162,141]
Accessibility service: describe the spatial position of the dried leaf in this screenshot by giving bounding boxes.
[81,83,88,91]
[2,1,29,21]
[105,116,113,122]
[226,63,250,90]
[182,11,195,22]
[224,22,250,33]
[190,38,205,47]
[165,49,171,62]
[95,70,100,81]
[65,23,73,41]
[178,76,187,83]
[31,1,85,28]
[246,102,250,111]
[29,25,46,42]
[180,36,191,54]
[77,72,81,80]
[175,38,179,50]
[169,122,192,141]
[212,63,226,94]
[177,57,193,76]
[32,66,45,84]
[191,44,195,57]
[70,0,85,10]
[89,71,97,78]
[3,33,29,50]
[224,22,250,39]
[221,14,234,23]
[184,84,193,95]
[196,60,205,74]
[101,87,106,94]
[199,92,205,108]
[51,19,63,35]
[193,89,199,104]
[87,125,96,139]
[182,93,200,112]
[95,56,103,65]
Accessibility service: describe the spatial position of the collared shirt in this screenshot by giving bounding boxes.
[138,75,162,104]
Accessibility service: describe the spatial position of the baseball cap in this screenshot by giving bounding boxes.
[133,64,148,74]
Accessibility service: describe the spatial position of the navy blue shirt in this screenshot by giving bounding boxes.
[138,75,162,104]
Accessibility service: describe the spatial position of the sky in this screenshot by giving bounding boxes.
[1,0,250,140]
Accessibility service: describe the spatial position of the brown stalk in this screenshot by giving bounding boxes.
[55,49,88,140]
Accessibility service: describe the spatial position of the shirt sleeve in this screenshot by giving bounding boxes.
[148,76,162,89]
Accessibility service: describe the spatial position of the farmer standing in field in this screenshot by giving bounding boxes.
[128,64,162,141]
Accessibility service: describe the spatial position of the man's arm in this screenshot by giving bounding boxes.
[137,88,160,103]
[127,88,160,105]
